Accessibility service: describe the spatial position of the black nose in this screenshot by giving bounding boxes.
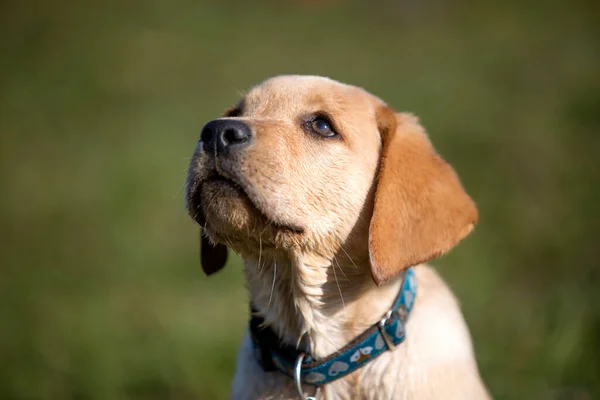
[200,119,252,154]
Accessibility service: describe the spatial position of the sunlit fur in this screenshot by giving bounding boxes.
[185,76,490,399]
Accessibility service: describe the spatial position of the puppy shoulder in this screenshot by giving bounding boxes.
[408,264,477,363]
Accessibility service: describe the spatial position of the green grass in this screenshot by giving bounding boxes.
[1,0,598,398]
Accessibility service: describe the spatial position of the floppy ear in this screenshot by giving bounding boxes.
[369,109,479,286]
[200,230,228,275]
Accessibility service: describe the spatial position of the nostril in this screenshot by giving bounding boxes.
[223,127,248,144]
[201,119,251,154]
[200,127,214,144]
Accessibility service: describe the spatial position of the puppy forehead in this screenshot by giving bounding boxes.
[242,75,379,117]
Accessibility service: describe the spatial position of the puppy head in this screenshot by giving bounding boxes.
[185,76,478,284]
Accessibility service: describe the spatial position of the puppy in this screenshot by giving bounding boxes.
[185,76,490,399]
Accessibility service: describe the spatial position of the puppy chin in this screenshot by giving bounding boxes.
[200,183,259,235]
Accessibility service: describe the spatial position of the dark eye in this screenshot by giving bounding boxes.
[310,117,336,137]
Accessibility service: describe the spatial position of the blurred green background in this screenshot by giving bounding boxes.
[1,0,598,399]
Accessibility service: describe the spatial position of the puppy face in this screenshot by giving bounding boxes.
[186,75,478,284]
[186,76,383,253]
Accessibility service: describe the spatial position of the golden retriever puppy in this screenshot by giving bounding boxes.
[185,75,490,399]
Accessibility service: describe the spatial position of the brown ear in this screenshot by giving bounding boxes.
[369,109,478,286]
[200,230,228,275]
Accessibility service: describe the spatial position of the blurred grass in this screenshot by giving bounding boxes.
[0,0,599,398]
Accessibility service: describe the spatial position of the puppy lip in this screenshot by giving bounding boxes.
[188,174,243,225]
[204,173,245,191]
[199,172,305,235]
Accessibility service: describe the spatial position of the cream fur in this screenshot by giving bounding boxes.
[231,257,490,399]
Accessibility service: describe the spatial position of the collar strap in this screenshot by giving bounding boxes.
[249,267,417,387]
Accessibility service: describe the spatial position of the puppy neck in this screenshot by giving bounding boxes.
[243,248,403,358]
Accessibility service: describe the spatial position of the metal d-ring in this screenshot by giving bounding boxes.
[377,309,397,350]
[294,352,321,400]
[377,269,409,351]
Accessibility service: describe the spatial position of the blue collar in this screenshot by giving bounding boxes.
[249,267,417,389]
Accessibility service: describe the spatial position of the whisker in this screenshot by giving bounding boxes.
[267,262,277,309]
[333,256,349,281]
[338,243,359,269]
[173,182,187,201]
[257,236,264,275]
[222,232,235,249]
[191,202,205,222]
[259,219,274,236]
[178,167,190,175]
[332,257,345,309]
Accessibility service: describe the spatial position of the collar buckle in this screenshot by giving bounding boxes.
[377,309,400,350]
